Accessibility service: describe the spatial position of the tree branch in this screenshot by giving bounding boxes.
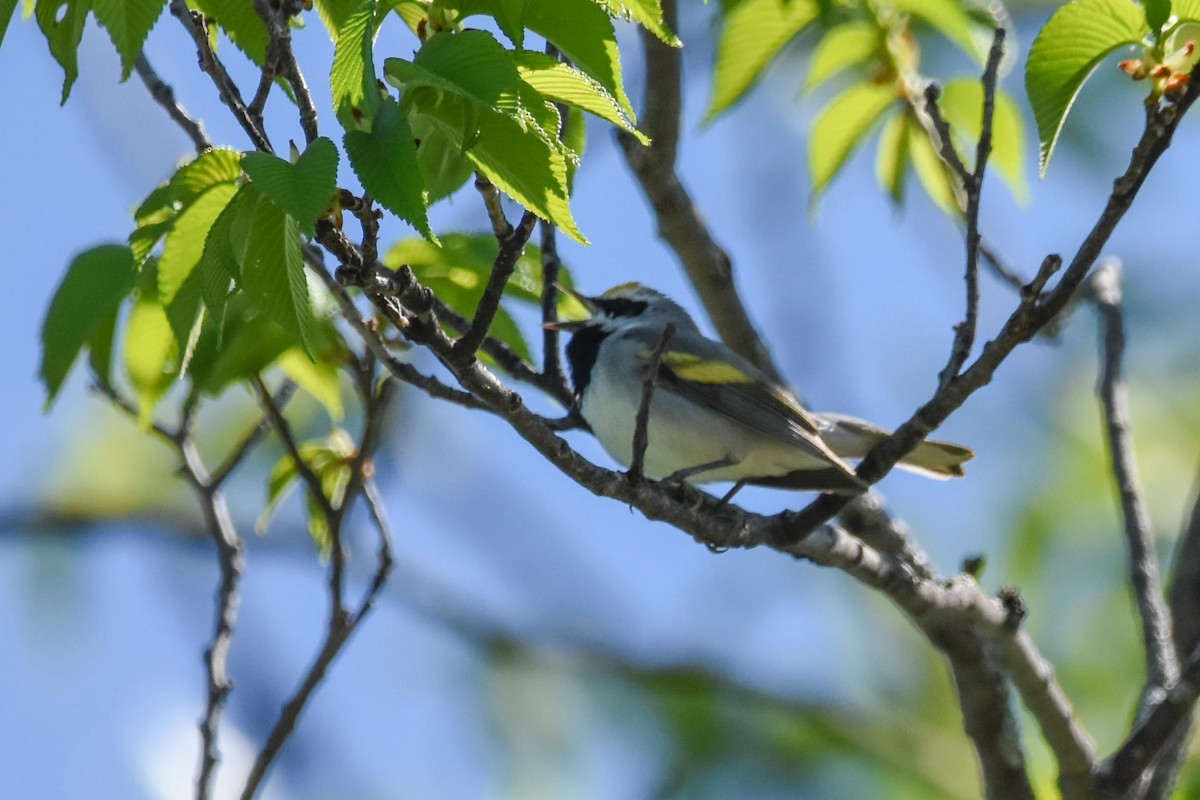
[252,0,319,145]
[1092,261,1178,700]
[168,0,273,153]
[134,53,212,153]
[616,0,782,382]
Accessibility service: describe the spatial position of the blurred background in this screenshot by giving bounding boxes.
[5,2,1200,797]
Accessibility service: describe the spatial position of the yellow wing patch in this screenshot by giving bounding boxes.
[660,351,753,383]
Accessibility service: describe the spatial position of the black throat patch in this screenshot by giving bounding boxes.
[565,325,610,398]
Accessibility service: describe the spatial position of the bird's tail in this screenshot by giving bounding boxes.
[815,413,974,479]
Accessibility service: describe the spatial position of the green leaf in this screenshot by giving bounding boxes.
[242,137,339,236]
[188,294,293,395]
[1024,0,1148,176]
[888,0,983,61]
[1144,0,1171,38]
[190,0,269,64]
[237,187,316,351]
[413,91,585,242]
[92,0,167,79]
[383,29,523,114]
[196,184,258,320]
[595,0,680,46]
[563,105,586,190]
[511,50,648,144]
[259,430,354,548]
[907,112,961,214]
[804,22,879,93]
[125,263,180,426]
[87,308,119,390]
[41,244,137,406]
[523,0,633,119]
[707,0,820,120]
[331,0,382,128]
[938,81,1028,204]
[808,81,897,197]
[0,0,18,48]
[874,111,908,205]
[314,0,362,37]
[344,97,435,240]
[411,114,475,202]
[35,0,91,103]
[158,182,240,348]
[279,347,344,420]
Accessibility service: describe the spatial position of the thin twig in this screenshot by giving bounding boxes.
[935,28,1006,389]
[209,383,297,487]
[251,376,337,525]
[452,209,539,363]
[168,0,273,153]
[1092,261,1178,700]
[134,53,213,153]
[540,222,568,388]
[629,323,676,480]
[252,0,320,144]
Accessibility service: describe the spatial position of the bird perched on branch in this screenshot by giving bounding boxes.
[548,283,973,497]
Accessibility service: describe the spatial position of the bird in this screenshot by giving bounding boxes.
[548,282,973,497]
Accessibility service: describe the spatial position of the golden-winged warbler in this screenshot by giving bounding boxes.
[550,283,972,495]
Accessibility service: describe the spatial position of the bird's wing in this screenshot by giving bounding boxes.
[631,330,834,451]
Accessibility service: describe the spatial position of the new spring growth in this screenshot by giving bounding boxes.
[1119,23,1200,100]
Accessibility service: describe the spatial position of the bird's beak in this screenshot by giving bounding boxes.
[541,319,589,332]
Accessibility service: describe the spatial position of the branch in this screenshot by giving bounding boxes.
[1092,261,1178,699]
[933,28,1006,388]
[540,220,569,388]
[629,322,676,480]
[252,0,319,144]
[209,383,297,487]
[616,0,782,382]
[168,0,273,153]
[134,53,212,153]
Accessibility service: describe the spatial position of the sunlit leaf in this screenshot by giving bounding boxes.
[1024,0,1147,175]
[805,22,879,93]
[511,50,648,144]
[35,0,90,103]
[938,81,1028,204]
[889,0,984,61]
[809,81,897,198]
[125,263,179,426]
[707,0,820,120]
[875,112,908,205]
[595,0,680,46]
[279,347,344,421]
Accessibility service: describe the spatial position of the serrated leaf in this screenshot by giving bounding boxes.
[0,0,19,48]
[524,0,633,119]
[314,0,362,37]
[805,22,879,93]
[237,188,316,351]
[707,0,820,120]
[196,184,257,321]
[92,0,167,79]
[190,0,269,64]
[415,92,584,242]
[87,308,119,390]
[907,112,960,214]
[888,0,983,61]
[563,105,586,190]
[125,264,180,426]
[512,50,648,143]
[344,97,435,240]
[383,28,522,114]
[159,182,240,305]
[595,0,680,46]
[411,114,474,202]
[1025,0,1148,176]
[35,0,91,103]
[41,244,137,406]
[875,112,908,205]
[242,137,339,236]
[938,81,1028,204]
[158,182,239,348]
[809,81,897,197]
[279,347,344,420]
[168,148,244,202]
[331,0,382,127]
